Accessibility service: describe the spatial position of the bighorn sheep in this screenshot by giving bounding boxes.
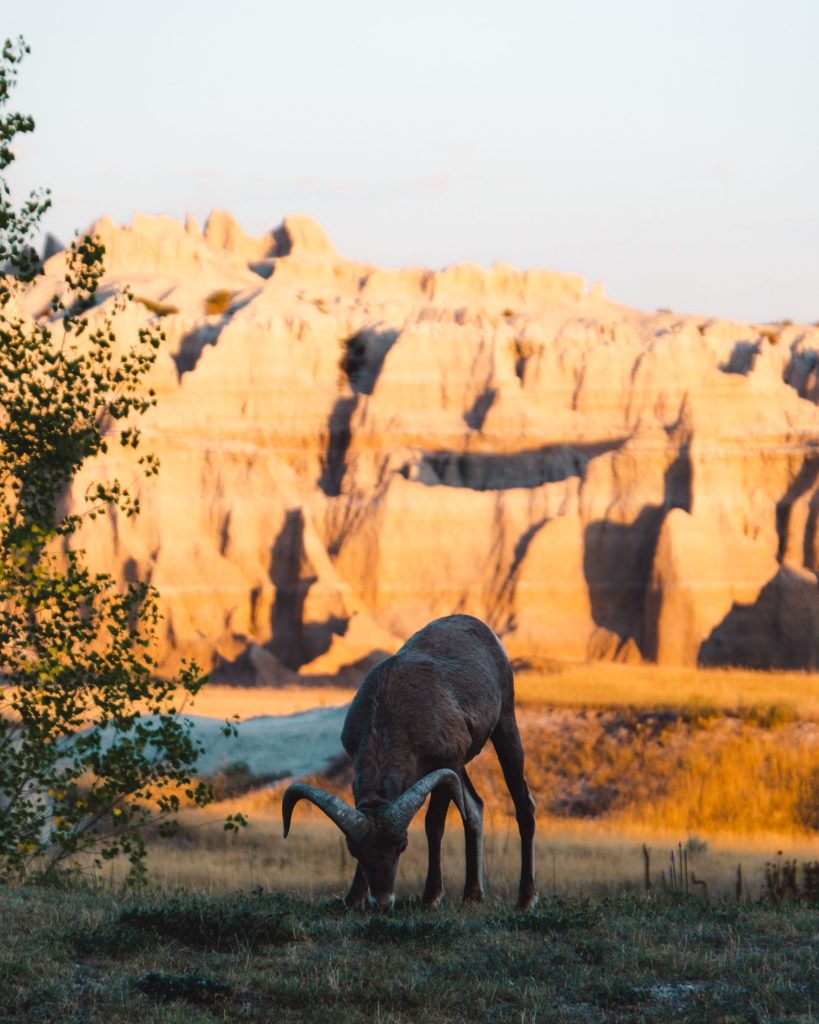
[282,614,536,910]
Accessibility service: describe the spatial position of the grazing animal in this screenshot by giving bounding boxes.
[282,614,536,910]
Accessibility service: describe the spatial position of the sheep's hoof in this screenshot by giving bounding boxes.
[516,890,538,911]
[421,888,444,908]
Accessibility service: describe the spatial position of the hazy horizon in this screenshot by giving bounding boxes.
[5,0,818,323]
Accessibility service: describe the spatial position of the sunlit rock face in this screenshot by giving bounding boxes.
[25,212,819,676]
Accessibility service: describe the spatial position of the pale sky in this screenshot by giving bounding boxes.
[5,0,818,323]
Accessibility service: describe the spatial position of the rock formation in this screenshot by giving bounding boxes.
[22,211,819,677]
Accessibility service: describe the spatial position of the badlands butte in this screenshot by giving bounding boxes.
[25,211,819,680]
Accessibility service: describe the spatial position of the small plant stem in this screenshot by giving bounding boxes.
[642,843,651,893]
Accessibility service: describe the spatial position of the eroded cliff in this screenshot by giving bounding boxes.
[23,212,819,677]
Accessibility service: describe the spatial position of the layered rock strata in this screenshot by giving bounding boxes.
[22,212,819,676]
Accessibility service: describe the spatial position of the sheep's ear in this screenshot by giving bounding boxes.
[381,769,466,840]
[282,783,371,843]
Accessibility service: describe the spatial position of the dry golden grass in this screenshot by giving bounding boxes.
[166,707,817,901]
[618,726,818,835]
[219,709,818,836]
[515,660,819,715]
[260,714,815,832]
[180,683,355,720]
[186,662,819,724]
[123,811,818,904]
[181,681,819,837]
[169,666,819,850]
[478,708,818,838]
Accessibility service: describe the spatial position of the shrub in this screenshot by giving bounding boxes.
[0,37,243,884]
[738,703,797,728]
[686,835,709,856]
[208,760,287,800]
[134,295,179,317]
[203,289,235,315]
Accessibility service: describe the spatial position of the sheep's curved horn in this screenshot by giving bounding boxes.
[382,769,466,840]
[282,783,371,844]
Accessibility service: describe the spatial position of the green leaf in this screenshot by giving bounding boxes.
[0,37,241,882]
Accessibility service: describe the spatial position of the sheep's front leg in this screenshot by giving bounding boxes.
[345,863,368,909]
[461,767,485,903]
[421,788,451,906]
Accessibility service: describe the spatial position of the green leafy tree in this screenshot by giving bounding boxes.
[0,37,242,883]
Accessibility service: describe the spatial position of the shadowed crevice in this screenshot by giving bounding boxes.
[319,397,358,497]
[464,388,497,431]
[408,439,626,491]
[490,517,549,635]
[171,291,259,380]
[509,518,549,583]
[698,567,819,669]
[172,323,223,378]
[341,328,399,396]
[783,339,819,404]
[663,433,692,514]
[583,506,666,658]
[319,328,400,497]
[775,457,819,565]
[267,508,347,669]
[806,491,819,574]
[596,428,694,661]
[271,223,293,257]
[268,509,316,669]
[720,340,760,375]
[219,511,231,557]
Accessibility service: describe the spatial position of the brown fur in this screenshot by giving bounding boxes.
[340,614,537,910]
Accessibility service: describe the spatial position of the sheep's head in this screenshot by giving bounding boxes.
[344,827,408,910]
[283,769,465,911]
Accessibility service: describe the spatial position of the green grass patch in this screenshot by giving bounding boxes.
[118,888,298,950]
[135,970,232,1005]
[2,883,818,1022]
[501,895,603,934]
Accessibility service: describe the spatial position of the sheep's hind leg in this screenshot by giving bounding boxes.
[421,787,451,906]
[491,712,537,910]
[345,863,368,909]
[460,766,485,903]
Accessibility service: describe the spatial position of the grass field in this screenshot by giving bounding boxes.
[2,881,817,1023]
[127,814,818,907]
[3,662,819,1021]
[183,683,356,719]
[182,662,819,721]
[514,660,819,715]
[177,661,819,884]
[185,661,819,837]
